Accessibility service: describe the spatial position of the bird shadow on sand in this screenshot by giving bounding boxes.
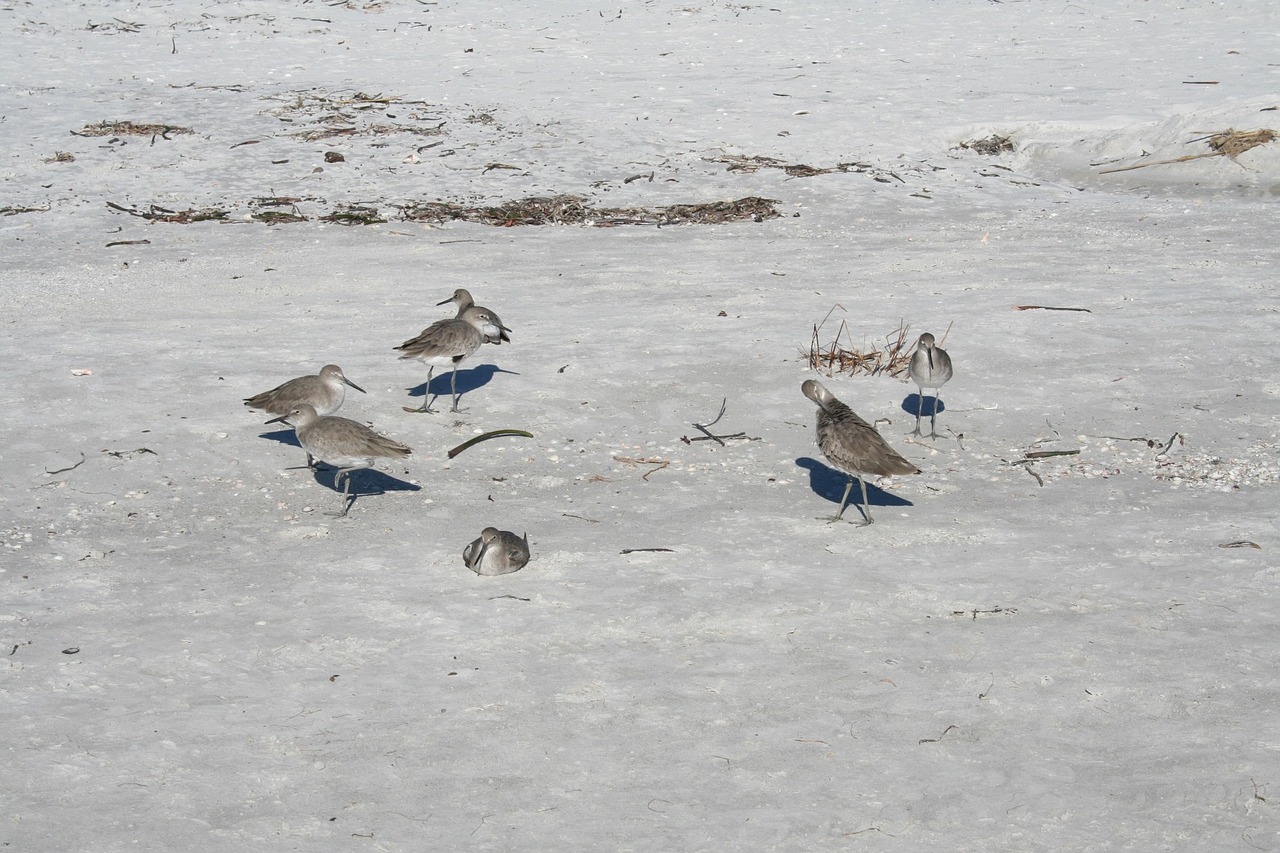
[405,364,519,403]
[309,466,421,498]
[258,428,303,450]
[794,457,914,508]
[902,393,945,418]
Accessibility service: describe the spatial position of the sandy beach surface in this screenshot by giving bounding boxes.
[3,1,1278,849]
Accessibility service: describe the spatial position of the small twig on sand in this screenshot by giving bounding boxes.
[613,455,670,481]
[952,606,1016,619]
[1009,459,1044,486]
[620,548,675,554]
[1094,432,1183,453]
[688,398,755,445]
[693,398,729,445]
[104,447,156,459]
[937,319,955,348]
[918,724,958,744]
[1024,449,1080,459]
[1013,305,1092,313]
[561,513,599,523]
[45,453,86,475]
[1219,541,1261,550]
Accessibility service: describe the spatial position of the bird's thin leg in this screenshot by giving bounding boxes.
[913,387,924,436]
[929,394,942,440]
[825,477,856,523]
[332,468,357,517]
[856,476,874,526]
[324,469,351,517]
[449,366,462,412]
[306,452,316,470]
[404,368,436,413]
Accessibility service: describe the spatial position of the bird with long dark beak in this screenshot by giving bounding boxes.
[438,288,511,344]
[908,332,953,439]
[266,404,411,517]
[244,364,365,418]
[394,305,511,413]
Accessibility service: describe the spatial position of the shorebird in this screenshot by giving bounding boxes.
[244,364,365,418]
[462,527,531,576]
[801,379,920,525]
[265,403,412,517]
[908,332,953,439]
[438,288,510,344]
[394,304,511,413]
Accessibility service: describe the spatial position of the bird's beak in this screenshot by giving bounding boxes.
[344,377,367,394]
[265,414,292,426]
[436,295,454,306]
[464,541,489,571]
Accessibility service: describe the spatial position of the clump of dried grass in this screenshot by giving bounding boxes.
[1208,128,1277,159]
[806,309,915,379]
[74,121,193,138]
[1100,127,1277,174]
[401,194,780,227]
[957,134,1015,155]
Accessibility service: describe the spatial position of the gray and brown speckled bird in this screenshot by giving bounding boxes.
[801,379,919,525]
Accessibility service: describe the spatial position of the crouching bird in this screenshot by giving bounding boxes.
[801,379,919,525]
[463,527,530,576]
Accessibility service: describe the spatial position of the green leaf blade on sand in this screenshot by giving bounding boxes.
[447,429,534,459]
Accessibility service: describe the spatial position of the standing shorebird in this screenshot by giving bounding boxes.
[438,288,511,345]
[462,527,531,576]
[265,403,412,517]
[801,379,920,525]
[244,364,365,418]
[394,304,511,413]
[908,332,953,439]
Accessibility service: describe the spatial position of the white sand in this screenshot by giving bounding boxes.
[3,1,1278,849]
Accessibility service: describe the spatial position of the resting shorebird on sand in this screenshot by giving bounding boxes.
[266,404,411,517]
[462,527,531,576]
[908,332,953,439]
[801,379,920,525]
[394,304,511,413]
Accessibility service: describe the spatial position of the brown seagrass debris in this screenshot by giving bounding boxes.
[265,90,447,141]
[75,121,193,138]
[321,205,386,225]
[401,194,781,226]
[806,313,916,379]
[706,154,881,177]
[957,134,1015,155]
[1100,128,1277,174]
[97,195,781,229]
[105,201,226,223]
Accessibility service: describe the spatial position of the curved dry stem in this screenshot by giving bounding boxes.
[447,429,534,459]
